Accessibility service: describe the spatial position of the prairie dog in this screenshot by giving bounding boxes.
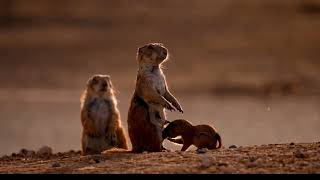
[80,74,128,155]
[127,43,183,153]
[162,119,222,151]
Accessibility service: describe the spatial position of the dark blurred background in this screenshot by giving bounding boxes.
[0,0,320,155]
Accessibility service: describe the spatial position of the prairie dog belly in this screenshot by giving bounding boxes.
[151,69,166,95]
[89,98,110,135]
[149,69,167,127]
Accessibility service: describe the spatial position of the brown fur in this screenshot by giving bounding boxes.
[162,119,222,151]
[80,74,128,155]
[127,43,183,153]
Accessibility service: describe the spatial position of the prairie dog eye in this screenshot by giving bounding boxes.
[91,77,98,85]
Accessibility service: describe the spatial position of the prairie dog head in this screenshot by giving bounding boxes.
[162,119,192,139]
[86,74,114,97]
[137,43,169,66]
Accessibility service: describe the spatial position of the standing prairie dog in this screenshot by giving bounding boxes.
[162,119,222,151]
[127,43,183,153]
[80,74,128,155]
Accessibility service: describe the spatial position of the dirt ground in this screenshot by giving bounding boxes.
[1,1,320,174]
[0,142,319,174]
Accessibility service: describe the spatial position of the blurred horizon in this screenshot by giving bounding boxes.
[0,0,320,155]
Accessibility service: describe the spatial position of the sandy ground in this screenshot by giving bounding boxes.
[0,142,319,174]
[1,1,320,174]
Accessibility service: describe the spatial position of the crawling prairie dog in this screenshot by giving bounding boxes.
[127,43,183,153]
[80,74,128,155]
[162,119,222,151]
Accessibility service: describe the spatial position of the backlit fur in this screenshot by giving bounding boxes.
[162,119,222,151]
[80,74,128,155]
[127,43,183,153]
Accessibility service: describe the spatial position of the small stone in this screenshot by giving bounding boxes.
[220,166,235,173]
[199,155,214,169]
[196,148,208,154]
[290,142,295,145]
[218,162,228,166]
[142,151,148,154]
[78,166,96,171]
[256,169,268,174]
[246,162,258,168]
[37,146,53,157]
[299,161,309,166]
[52,161,61,167]
[11,153,17,157]
[18,149,35,157]
[294,151,308,158]
[229,145,237,149]
[89,159,97,164]
[249,156,258,162]
[26,150,35,157]
[89,156,101,164]
[1,155,10,161]
[19,148,29,156]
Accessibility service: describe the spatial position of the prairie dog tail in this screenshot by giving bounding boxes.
[215,133,222,148]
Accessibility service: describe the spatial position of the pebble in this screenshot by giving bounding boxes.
[196,148,208,154]
[89,159,99,164]
[294,151,308,158]
[229,145,237,149]
[37,146,53,156]
[18,149,29,156]
[200,155,214,168]
[52,161,61,167]
[299,161,309,166]
[26,150,36,157]
[290,142,295,146]
[219,166,235,173]
[218,162,228,166]
[246,162,258,168]
[89,155,101,164]
[89,159,95,164]
[249,156,258,162]
[18,149,35,157]
[1,155,11,161]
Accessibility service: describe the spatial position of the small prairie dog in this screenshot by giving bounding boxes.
[162,119,222,151]
[127,43,183,153]
[80,74,128,155]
